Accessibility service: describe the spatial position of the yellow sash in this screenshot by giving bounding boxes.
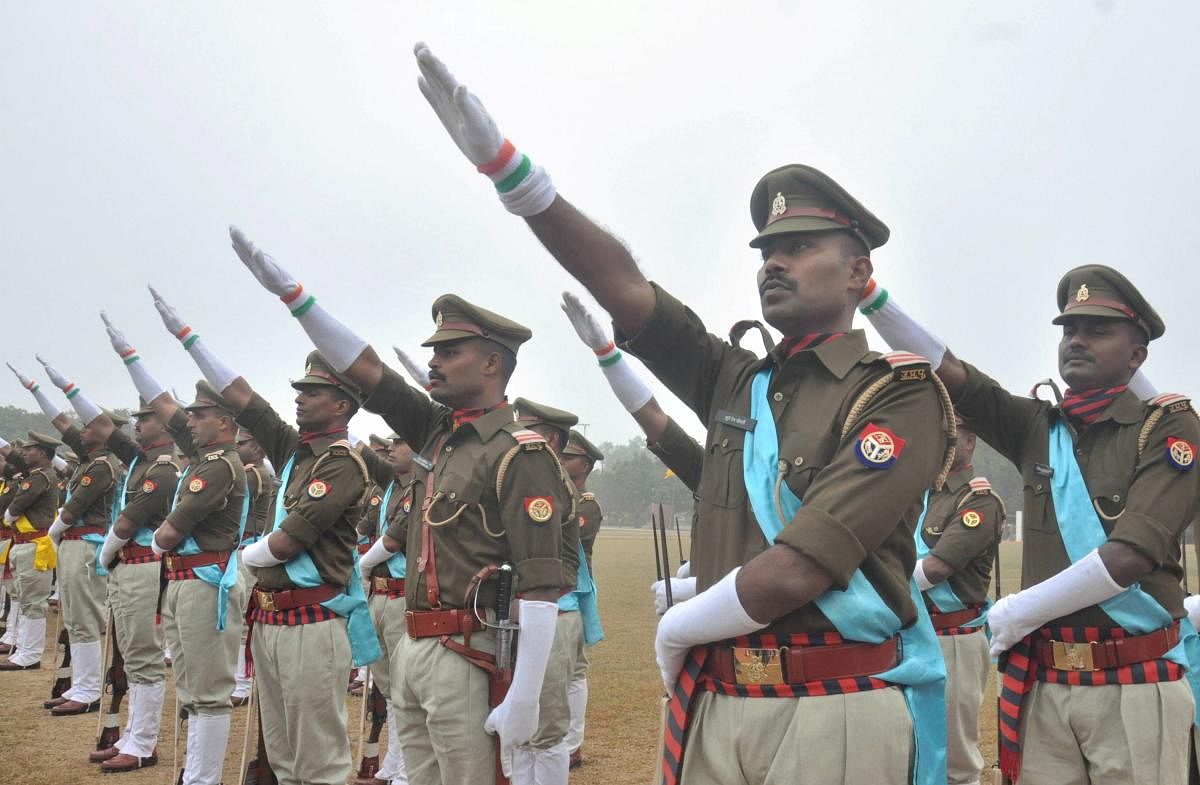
[9,515,56,571]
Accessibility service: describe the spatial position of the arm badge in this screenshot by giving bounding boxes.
[307,479,330,499]
[188,478,207,493]
[80,475,93,487]
[525,496,554,523]
[142,480,158,494]
[854,423,906,469]
[1167,437,1196,472]
[961,510,983,528]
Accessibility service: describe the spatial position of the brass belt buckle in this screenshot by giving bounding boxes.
[1051,640,1097,671]
[732,647,784,685]
[256,590,277,613]
[373,576,389,593]
[165,554,178,572]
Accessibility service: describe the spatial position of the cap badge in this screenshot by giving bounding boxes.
[435,311,444,328]
[1075,284,1090,303]
[770,192,787,217]
[304,364,314,377]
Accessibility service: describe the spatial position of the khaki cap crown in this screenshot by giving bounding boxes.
[1052,264,1164,341]
[26,431,62,451]
[513,397,579,433]
[564,429,604,462]
[184,379,237,415]
[749,164,889,252]
[291,350,364,405]
[422,294,532,355]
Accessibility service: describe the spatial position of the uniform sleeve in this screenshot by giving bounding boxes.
[1108,407,1200,565]
[928,493,1004,572]
[359,445,395,488]
[383,483,412,549]
[246,466,263,502]
[63,460,117,518]
[952,362,1047,467]
[106,428,143,466]
[616,283,758,424]
[775,377,947,589]
[647,416,705,494]
[120,463,179,528]
[6,472,51,518]
[164,457,235,539]
[363,365,443,452]
[561,491,580,587]
[235,392,299,470]
[164,408,199,461]
[496,447,567,593]
[60,425,86,459]
[580,499,603,558]
[276,451,365,548]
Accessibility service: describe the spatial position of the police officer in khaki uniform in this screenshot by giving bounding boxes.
[910,415,1004,785]
[222,227,568,785]
[510,397,582,785]
[868,266,1200,785]
[0,432,61,671]
[559,429,604,768]
[413,47,953,785]
[232,428,275,707]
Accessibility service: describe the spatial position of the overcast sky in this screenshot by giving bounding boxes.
[3,2,1197,445]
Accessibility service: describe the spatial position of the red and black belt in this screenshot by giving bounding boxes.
[663,631,900,785]
[62,526,107,541]
[248,583,340,626]
[370,575,406,598]
[163,550,230,581]
[929,603,987,636]
[998,622,1184,782]
[119,542,160,565]
[10,530,49,545]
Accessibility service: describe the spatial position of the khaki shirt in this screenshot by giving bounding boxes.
[370,475,414,581]
[6,467,59,529]
[618,284,948,636]
[64,449,120,528]
[108,430,179,532]
[164,443,246,552]
[647,416,705,494]
[0,476,17,519]
[919,468,1003,606]
[577,491,603,573]
[236,392,367,590]
[364,365,568,610]
[244,463,275,539]
[956,363,1200,625]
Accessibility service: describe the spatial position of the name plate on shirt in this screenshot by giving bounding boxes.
[715,410,757,432]
[412,454,434,471]
[1034,463,1055,478]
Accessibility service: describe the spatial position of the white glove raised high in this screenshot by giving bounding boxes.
[485,599,558,776]
[149,286,240,392]
[651,577,697,616]
[101,312,167,403]
[394,347,431,390]
[414,43,556,217]
[8,362,63,420]
[229,227,299,299]
[858,279,948,371]
[37,355,102,425]
[561,292,653,413]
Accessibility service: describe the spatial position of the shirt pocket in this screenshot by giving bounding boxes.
[1020,461,1055,533]
[778,430,841,502]
[1087,472,1130,529]
[698,424,748,510]
[425,470,486,531]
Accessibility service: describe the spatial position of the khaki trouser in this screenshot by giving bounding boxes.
[370,591,407,698]
[161,575,244,716]
[570,615,589,682]
[939,631,988,785]
[679,685,913,785]
[528,610,579,748]
[252,615,352,785]
[58,538,107,643]
[395,628,498,785]
[109,558,165,684]
[1017,678,1194,785]
[9,543,53,620]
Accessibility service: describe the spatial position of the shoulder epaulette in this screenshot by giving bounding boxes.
[1150,393,1193,415]
[968,477,993,495]
[511,428,547,449]
[580,491,597,502]
[878,351,932,383]
[155,454,176,464]
[327,439,353,455]
[204,451,224,462]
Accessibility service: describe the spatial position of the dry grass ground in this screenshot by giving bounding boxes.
[1,536,1196,785]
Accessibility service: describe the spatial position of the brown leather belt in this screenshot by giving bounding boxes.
[406,608,483,639]
[357,539,375,555]
[62,526,107,541]
[370,576,406,597]
[930,605,984,630]
[253,584,341,613]
[119,543,158,560]
[10,530,48,544]
[1034,624,1180,672]
[702,636,901,686]
[163,550,231,573]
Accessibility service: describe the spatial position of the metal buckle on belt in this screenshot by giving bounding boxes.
[732,647,785,685]
[256,590,278,613]
[164,554,179,571]
[373,576,389,593]
[1050,640,1098,671]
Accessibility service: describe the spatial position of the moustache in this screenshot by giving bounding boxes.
[759,274,795,295]
[427,372,447,383]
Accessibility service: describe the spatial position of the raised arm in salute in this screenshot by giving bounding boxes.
[411,43,952,785]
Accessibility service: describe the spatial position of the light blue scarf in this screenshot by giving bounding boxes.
[557,539,604,645]
[913,490,988,629]
[377,481,406,579]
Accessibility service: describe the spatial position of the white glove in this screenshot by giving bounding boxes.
[241,536,285,568]
[0,436,9,449]
[394,347,431,390]
[357,537,394,572]
[485,599,558,775]
[858,280,948,370]
[37,355,102,424]
[48,516,69,547]
[101,312,168,402]
[149,286,241,392]
[1128,370,1158,401]
[655,567,765,691]
[414,43,557,217]
[1185,595,1200,630]
[229,227,368,373]
[676,561,691,580]
[9,362,63,420]
[51,455,67,472]
[987,549,1124,657]
[561,292,654,413]
[913,559,934,591]
[3,510,15,525]
[99,529,129,570]
[651,577,697,616]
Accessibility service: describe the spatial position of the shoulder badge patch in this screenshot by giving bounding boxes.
[580,491,596,502]
[1167,437,1196,472]
[80,475,93,487]
[205,451,224,462]
[961,509,983,528]
[1152,393,1194,415]
[307,479,330,499]
[525,496,554,523]
[142,480,158,494]
[20,481,30,491]
[188,477,207,493]
[880,352,931,383]
[401,493,413,514]
[854,423,906,469]
[370,494,382,507]
[968,477,993,495]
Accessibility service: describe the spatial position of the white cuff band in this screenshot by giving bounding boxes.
[860,288,948,370]
[913,559,934,592]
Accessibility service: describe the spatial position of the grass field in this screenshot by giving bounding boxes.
[1,535,1196,785]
